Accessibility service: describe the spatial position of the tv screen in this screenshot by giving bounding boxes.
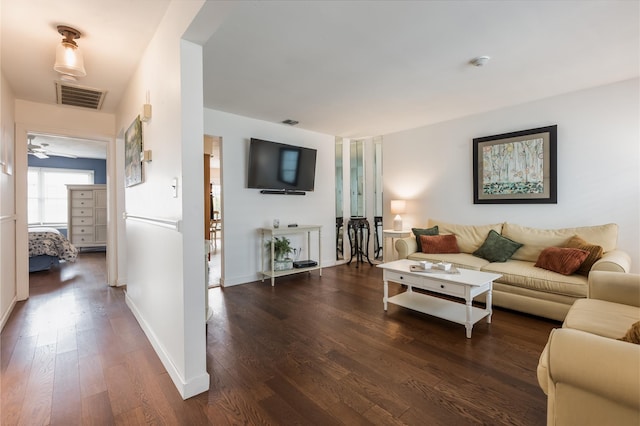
[248,138,317,192]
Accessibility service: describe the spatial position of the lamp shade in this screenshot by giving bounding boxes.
[54,41,86,77]
[390,199,406,231]
[390,199,406,215]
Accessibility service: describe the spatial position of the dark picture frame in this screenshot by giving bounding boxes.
[125,116,143,187]
[473,125,557,204]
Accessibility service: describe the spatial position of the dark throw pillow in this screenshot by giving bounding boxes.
[412,226,439,252]
[473,230,523,262]
[534,247,590,275]
[420,234,460,254]
[563,235,604,276]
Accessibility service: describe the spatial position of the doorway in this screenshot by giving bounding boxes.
[25,132,109,290]
[205,135,222,288]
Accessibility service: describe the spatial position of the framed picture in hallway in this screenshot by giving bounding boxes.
[473,125,557,204]
[125,115,143,187]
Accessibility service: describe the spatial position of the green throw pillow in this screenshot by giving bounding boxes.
[412,226,439,252]
[473,230,523,262]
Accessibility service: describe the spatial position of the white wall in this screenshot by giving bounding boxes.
[204,109,336,286]
[115,0,208,399]
[383,78,640,272]
[0,71,16,330]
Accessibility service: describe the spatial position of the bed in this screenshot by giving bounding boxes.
[28,227,79,272]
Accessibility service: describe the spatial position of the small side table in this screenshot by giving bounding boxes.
[382,229,412,261]
[347,217,373,267]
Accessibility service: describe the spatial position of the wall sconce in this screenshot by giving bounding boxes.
[390,199,406,231]
[53,25,86,80]
[140,103,152,122]
[140,150,152,163]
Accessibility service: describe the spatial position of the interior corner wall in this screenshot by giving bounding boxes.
[114,0,208,399]
[382,78,640,272]
[203,109,336,286]
[0,71,17,330]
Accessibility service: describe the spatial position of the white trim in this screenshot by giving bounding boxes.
[125,293,209,399]
[123,212,181,231]
[0,296,17,331]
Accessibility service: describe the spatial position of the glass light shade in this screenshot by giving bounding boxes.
[54,42,86,77]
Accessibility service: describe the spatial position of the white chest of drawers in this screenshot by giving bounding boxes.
[67,184,107,248]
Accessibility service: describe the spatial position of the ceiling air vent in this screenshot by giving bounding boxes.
[55,81,107,110]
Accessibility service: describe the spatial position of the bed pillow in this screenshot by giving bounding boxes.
[472,230,523,262]
[420,234,460,254]
[563,235,604,276]
[534,247,590,275]
[412,226,439,252]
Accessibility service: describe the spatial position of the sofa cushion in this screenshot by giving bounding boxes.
[411,226,439,252]
[502,223,618,262]
[407,252,490,270]
[482,259,588,297]
[564,235,604,276]
[564,299,640,339]
[535,247,590,275]
[420,234,459,254]
[473,230,523,262]
[428,219,503,254]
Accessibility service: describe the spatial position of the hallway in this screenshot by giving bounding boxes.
[0,252,207,424]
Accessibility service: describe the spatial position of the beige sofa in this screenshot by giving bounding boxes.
[537,271,640,425]
[395,219,631,321]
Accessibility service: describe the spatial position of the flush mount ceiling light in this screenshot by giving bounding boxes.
[53,25,86,80]
[469,56,491,67]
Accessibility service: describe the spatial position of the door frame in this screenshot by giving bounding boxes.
[15,123,117,300]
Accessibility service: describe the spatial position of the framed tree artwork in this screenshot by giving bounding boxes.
[473,125,557,204]
[125,116,143,187]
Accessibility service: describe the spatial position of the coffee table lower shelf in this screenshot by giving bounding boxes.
[387,292,490,331]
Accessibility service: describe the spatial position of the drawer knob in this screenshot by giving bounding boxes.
[440,284,445,288]
[400,276,404,280]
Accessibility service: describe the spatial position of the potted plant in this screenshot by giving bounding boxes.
[268,236,293,260]
[266,236,294,270]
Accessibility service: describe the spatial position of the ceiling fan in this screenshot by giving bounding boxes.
[27,135,77,159]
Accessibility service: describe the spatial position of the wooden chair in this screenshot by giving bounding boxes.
[210,210,221,248]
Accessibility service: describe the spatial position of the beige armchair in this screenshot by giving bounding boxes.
[537,271,640,425]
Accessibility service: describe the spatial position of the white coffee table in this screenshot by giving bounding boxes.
[377,259,502,338]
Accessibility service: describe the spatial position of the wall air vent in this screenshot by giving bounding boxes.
[55,81,107,110]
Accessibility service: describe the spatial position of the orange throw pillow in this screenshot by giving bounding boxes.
[620,321,640,344]
[563,235,604,276]
[420,234,460,254]
[534,247,589,275]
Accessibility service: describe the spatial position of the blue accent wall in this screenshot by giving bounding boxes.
[28,156,107,184]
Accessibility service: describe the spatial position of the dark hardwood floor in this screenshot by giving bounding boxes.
[1,252,558,425]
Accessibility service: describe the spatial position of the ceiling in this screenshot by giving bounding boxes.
[2,1,639,154]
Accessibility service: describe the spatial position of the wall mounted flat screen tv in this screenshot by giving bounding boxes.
[248,138,317,192]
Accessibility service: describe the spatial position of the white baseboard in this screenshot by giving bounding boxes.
[0,296,17,331]
[125,293,209,399]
